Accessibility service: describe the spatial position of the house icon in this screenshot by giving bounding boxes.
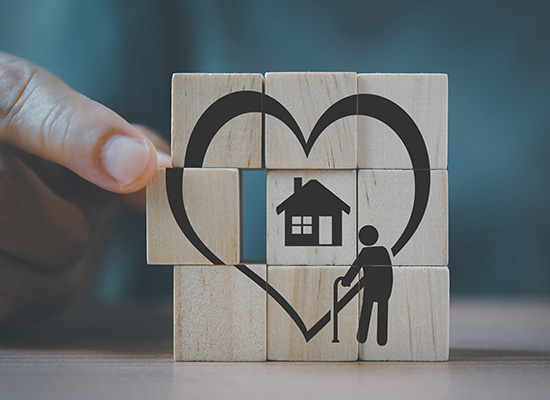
[276,177,351,247]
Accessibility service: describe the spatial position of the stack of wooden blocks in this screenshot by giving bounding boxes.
[147,72,449,362]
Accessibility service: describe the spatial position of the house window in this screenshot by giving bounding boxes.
[291,216,313,235]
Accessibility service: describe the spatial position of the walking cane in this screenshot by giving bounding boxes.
[332,277,344,343]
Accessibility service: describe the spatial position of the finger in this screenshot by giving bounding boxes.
[4,144,117,214]
[123,125,171,211]
[0,252,77,324]
[122,157,170,211]
[0,151,89,272]
[132,124,171,154]
[0,52,157,194]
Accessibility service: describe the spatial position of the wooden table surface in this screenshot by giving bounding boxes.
[1,300,549,400]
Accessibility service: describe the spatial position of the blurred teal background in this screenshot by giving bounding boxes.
[1,0,548,299]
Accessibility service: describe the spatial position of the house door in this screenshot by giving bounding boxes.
[318,216,332,245]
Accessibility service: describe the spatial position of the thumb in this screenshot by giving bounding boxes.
[0,52,157,193]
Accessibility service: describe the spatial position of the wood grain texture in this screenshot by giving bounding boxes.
[359,267,449,361]
[265,72,357,169]
[357,73,448,169]
[358,169,448,266]
[174,264,266,361]
[267,170,357,265]
[267,266,359,361]
[146,168,239,265]
[171,73,263,168]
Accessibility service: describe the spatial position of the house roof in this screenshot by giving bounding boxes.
[276,179,351,215]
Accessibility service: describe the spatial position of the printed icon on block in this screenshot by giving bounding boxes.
[341,225,393,345]
[276,177,351,247]
[267,170,357,266]
[359,267,449,361]
[265,72,358,169]
[147,71,449,362]
[267,266,359,361]
[171,73,263,168]
[357,73,448,169]
[146,168,240,265]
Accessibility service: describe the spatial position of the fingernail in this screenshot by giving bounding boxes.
[101,135,152,187]
[156,150,172,167]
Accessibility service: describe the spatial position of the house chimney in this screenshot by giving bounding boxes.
[294,177,302,193]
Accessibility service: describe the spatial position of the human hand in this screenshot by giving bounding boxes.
[0,52,170,324]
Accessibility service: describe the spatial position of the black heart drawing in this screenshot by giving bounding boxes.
[166,91,430,342]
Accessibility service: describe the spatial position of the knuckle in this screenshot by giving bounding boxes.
[0,58,38,135]
[0,151,91,274]
[0,151,88,273]
[0,55,79,164]
[39,100,72,159]
[0,151,24,214]
[0,151,19,200]
[0,153,9,185]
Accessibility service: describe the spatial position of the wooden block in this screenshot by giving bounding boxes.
[357,73,448,169]
[265,72,357,169]
[174,264,266,361]
[267,266,359,361]
[171,73,263,168]
[267,170,357,265]
[358,169,448,266]
[359,266,449,361]
[147,168,239,265]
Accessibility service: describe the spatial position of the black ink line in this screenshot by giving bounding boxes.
[185,91,303,167]
[357,94,430,255]
[310,94,431,256]
[166,168,224,265]
[236,263,365,342]
[166,90,431,341]
[166,168,367,342]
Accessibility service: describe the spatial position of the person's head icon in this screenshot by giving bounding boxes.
[359,225,379,246]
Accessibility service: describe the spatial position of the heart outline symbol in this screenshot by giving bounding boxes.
[166,91,430,342]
